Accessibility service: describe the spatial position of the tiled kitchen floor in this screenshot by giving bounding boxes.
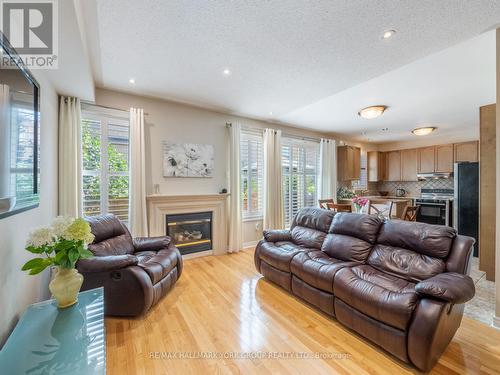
[464,257,496,325]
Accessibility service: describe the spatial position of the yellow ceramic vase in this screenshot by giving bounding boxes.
[49,267,84,308]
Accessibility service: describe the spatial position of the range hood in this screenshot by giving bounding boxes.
[417,172,453,180]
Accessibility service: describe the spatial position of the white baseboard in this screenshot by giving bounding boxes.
[243,240,259,249]
[182,250,214,260]
[492,316,500,330]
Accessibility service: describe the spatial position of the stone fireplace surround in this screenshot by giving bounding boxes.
[146,194,228,257]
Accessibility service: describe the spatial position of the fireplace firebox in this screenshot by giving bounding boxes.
[166,212,212,255]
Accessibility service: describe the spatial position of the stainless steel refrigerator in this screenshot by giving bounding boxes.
[453,162,479,257]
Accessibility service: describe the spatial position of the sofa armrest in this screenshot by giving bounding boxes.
[133,236,171,252]
[263,229,292,243]
[77,255,138,273]
[415,273,475,304]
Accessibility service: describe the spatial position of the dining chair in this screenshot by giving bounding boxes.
[368,199,394,219]
[401,205,420,221]
[326,203,353,213]
[318,199,334,209]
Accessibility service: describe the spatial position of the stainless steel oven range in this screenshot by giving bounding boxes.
[415,188,453,227]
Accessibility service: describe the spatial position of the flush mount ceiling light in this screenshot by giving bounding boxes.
[129,78,135,84]
[358,105,387,119]
[412,126,436,136]
[222,68,232,76]
[382,30,396,39]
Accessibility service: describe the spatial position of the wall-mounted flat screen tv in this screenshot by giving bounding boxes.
[0,32,40,219]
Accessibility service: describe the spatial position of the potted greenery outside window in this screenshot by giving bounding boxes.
[22,217,95,308]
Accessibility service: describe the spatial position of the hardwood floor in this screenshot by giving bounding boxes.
[106,249,500,375]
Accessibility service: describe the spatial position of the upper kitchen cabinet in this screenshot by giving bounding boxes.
[435,144,454,172]
[454,141,479,163]
[337,145,361,181]
[401,148,418,181]
[385,150,401,181]
[367,151,386,182]
[418,146,435,173]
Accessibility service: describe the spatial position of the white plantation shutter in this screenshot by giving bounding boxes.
[240,130,264,218]
[81,105,130,223]
[281,137,320,228]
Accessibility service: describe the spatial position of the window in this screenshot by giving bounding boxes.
[81,106,130,223]
[281,137,319,227]
[240,130,264,219]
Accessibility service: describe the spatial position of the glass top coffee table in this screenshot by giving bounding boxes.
[0,287,105,374]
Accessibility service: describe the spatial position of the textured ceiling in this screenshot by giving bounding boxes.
[83,0,500,141]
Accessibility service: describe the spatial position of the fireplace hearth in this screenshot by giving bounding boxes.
[166,212,212,254]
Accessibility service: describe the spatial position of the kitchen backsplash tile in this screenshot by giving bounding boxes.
[375,179,454,197]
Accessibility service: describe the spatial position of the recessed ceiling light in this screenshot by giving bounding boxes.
[358,105,387,119]
[129,78,135,84]
[269,111,273,116]
[382,30,396,39]
[223,68,232,76]
[412,126,436,136]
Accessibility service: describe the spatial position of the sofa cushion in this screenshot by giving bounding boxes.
[258,241,309,272]
[334,265,418,331]
[368,245,445,282]
[136,249,179,285]
[377,220,456,258]
[290,250,356,293]
[291,226,327,249]
[290,207,335,233]
[321,234,373,263]
[87,214,135,256]
[328,213,383,243]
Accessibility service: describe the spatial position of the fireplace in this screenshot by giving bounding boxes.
[166,212,212,254]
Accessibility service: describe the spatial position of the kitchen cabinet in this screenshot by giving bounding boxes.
[435,144,454,172]
[367,151,386,182]
[337,145,361,181]
[454,141,479,163]
[401,148,418,181]
[385,151,401,181]
[418,146,435,173]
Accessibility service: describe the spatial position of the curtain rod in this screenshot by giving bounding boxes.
[81,101,150,115]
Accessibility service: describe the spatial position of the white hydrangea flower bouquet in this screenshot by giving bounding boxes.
[22,217,95,275]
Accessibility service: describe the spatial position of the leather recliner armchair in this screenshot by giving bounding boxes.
[77,214,183,316]
[255,208,475,372]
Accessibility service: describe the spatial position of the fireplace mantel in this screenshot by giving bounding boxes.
[146,194,228,256]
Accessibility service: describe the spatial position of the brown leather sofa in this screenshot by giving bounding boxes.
[254,208,475,372]
[77,214,183,316]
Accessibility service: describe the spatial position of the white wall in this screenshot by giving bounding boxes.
[0,73,59,346]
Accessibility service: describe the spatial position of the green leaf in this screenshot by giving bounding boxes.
[22,258,52,274]
[54,250,66,263]
[26,246,45,254]
[68,248,79,263]
[22,258,46,271]
[79,249,94,259]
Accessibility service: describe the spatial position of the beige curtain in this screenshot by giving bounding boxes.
[319,139,337,201]
[263,128,284,229]
[227,122,243,252]
[129,108,148,237]
[58,96,82,217]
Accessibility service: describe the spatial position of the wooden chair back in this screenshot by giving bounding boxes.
[318,199,334,209]
[368,199,394,219]
[401,205,420,221]
[326,203,352,213]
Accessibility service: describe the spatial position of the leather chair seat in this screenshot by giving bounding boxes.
[291,251,356,293]
[258,241,310,272]
[136,249,179,285]
[334,265,418,331]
